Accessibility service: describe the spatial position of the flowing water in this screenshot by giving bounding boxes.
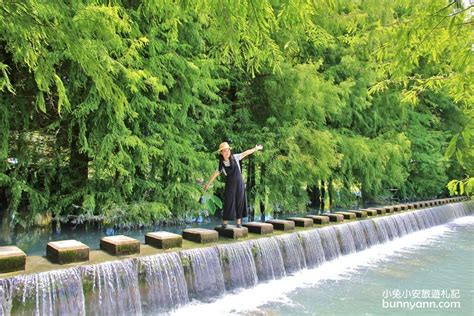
[173,215,474,316]
[0,202,472,315]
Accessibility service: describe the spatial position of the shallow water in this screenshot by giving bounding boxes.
[172,216,474,315]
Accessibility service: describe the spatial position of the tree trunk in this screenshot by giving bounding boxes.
[328,178,335,210]
[307,184,321,210]
[320,180,326,212]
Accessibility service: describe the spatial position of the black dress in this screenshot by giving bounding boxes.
[219,154,247,220]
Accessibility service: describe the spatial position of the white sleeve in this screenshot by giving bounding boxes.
[234,153,242,161]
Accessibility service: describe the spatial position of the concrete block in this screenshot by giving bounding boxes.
[0,246,26,273]
[266,219,295,231]
[305,215,330,224]
[145,231,182,249]
[47,240,89,264]
[286,217,313,227]
[215,225,248,239]
[182,228,218,244]
[242,222,274,234]
[100,235,140,256]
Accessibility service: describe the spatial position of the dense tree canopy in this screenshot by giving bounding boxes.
[0,0,471,230]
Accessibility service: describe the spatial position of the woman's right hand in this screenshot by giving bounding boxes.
[203,184,209,191]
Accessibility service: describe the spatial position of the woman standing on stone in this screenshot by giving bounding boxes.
[203,142,263,228]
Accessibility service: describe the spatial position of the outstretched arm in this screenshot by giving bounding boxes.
[203,170,220,191]
[240,144,263,160]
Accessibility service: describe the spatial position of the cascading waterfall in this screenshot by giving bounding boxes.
[250,237,286,281]
[335,225,357,255]
[360,220,379,247]
[347,222,368,252]
[318,226,342,261]
[2,268,85,316]
[0,201,472,315]
[180,247,225,301]
[83,259,141,316]
[140,252,188,314]
[299,230,326,268]
[217,243,258,291]
[277,233,306,273]
[0,279,14,316]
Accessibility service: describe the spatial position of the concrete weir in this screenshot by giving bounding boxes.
[0,197,470,314]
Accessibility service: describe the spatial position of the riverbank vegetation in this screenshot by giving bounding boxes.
[0,0,472,229]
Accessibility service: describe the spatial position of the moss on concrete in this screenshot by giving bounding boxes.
[0,255,26,273]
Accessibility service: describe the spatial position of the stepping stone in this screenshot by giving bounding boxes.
[321,213,344,222]
[305,215,330,225]
[215,225,248,239]
[100,235,140,256]
[392,205,401,212]
[373,208,386,215]
[335,212,357,220]
[47,240,89,264]
[145,231,182,249]
[399,205,408,211]
[243,222,274,234]
[182,228,218,244]
[266,219,295,231]
[287,217,313,227]
[347,210,368,218]
[360,209,378,216]
[0,246,26,273]
[382,207,394,213]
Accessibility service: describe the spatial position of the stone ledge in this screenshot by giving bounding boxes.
[266,219,295,231]
[286,217,313,227]
[322,213,344,222]
[145,232,182,249]
[47,240,89,264]
[392,205,402,212]
[347,210,368,218]
[305,215,330,224]
[335,212,357,220]
[100,235,140,256]
[0,246,26,273]
[182,228,218,244]
[373,208,386,215]
[360,209,378,216]
[243,222,274,235]
[382,207,394,213]
[215,226,248,239]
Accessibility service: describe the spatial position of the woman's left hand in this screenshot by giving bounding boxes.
[255,144,263,151]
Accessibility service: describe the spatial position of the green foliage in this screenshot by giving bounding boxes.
[0,0,471,229]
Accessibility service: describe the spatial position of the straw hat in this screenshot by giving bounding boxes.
[218,142,232,153]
